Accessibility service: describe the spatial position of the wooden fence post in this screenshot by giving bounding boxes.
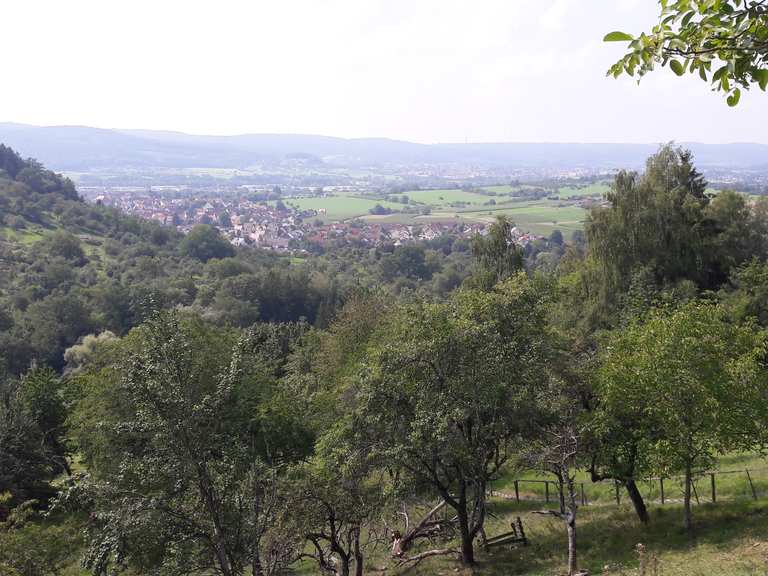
[660,478,665,505]
[580,483,586,506]
[746,469,758,500]
[615,481,621,505]
[545,481,550,503]
[711,473,716,503]
[514,480,520,503]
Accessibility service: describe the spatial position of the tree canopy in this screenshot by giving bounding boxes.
[594,301,768,533]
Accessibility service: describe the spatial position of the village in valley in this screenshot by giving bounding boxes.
[81,184,567,252]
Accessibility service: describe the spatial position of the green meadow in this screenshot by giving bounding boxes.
[324,187,595,237]
[393,188,495,205]
[281,196,405,221]
[556,182,611,199]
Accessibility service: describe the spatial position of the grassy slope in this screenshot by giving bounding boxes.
[19,426,768,576]
[0,225,46,245]
[0,213,114,281]
[50,490,768,576]
[399,454,768,575]
[451,499,768,576]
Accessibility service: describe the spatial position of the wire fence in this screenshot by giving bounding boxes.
[492,467,768,507]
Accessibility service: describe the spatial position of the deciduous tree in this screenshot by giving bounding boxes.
[594,301,768,534]
[353,275,552,564]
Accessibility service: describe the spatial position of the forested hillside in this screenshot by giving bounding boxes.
[2,143,547,377]
[5,144,768,575]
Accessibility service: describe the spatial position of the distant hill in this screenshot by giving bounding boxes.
[1,122,767,171]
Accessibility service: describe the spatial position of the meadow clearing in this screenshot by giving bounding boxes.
[296,184,603,236]
[292,453,768,576]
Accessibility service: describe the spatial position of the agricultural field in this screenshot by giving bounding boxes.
[480,182,610,200]
[280,196,405,221]
[317,186,594,237]
[420,202,588,237]
[556,182,611,199]
[359,202,587,237]
[481,184,527,195]
[391,188,495,205]
[279,185,600,238]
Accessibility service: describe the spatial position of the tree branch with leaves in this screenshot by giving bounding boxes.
[606,0,768,105]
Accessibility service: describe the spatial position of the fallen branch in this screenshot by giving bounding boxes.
[395,547,461,571]
[398,500,454,552]
[532,509,566,520]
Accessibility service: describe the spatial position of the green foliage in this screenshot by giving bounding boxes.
[582,145,762,327]
[0,368,67,505]
[721,258,768,325]
[594,301,768,530]
[179,223,236,262]
[379,244,433,281]
[39,230,86,265]
[467,216,524,289]
[606,0,768,105]
[285,451,385,576]
[64,311,310,576]
[0,502,83,576]
[19,367,69,475]
[7,143,768,573]
[352,274,553,564]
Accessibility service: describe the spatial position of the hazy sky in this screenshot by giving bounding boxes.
[1,0,765,143]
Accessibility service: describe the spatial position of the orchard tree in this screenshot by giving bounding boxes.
[606,0,768,106]
[594,301,768,534]
[287,448,386,576]
[67,312,310,576]
[353,274,552,565]
[525,420,582,576]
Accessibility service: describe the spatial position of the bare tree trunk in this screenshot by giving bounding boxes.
[339,555,351,576]
[251,546,264,576]
[196,464,234,576]
[625,479,650,524]
[565,474,578,576]
[683,461,693,535]
[456,505,475,565]
[252,551,264,576]
[566,514,577,576]
[353,528,364,576]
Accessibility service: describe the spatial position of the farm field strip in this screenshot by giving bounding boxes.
[279,196,405,220]
[391,188,495,205]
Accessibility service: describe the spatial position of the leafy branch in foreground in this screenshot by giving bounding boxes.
[605,0,768,106]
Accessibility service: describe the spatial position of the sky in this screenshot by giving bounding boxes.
[1,0,765,144]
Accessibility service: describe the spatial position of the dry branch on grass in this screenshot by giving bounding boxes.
[394,547,462,571]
